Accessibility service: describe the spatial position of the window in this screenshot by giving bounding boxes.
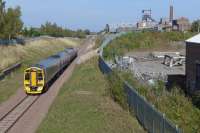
[25,73,30,80]
[37,73,43,80]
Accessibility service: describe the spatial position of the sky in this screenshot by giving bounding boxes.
[5,0,200,31]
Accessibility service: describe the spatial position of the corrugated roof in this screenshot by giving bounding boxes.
[186,33,200,43]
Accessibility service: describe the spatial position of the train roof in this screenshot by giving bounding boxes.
[32,48,77,69]
[35,55,61,69]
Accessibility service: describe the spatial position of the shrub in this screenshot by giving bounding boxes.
[103,32,194,60]
[120,71,200,133]
[107,71,128,110]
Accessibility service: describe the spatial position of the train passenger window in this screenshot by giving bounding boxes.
[25,73,30,80]
[37,73,43,80]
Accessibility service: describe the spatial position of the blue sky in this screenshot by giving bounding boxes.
[6,0,200,31]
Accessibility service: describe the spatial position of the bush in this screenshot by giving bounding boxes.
[120,71,200,133]
[107,71,128,110]
[22,22,89,38]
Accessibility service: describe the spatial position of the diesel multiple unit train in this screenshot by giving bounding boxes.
[24,48,78,94]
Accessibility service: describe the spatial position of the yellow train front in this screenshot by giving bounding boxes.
[24,48,78,94]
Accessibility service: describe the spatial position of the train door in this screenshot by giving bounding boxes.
[31,71,37,87]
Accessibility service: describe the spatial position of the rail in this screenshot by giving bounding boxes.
[0,95,39,133]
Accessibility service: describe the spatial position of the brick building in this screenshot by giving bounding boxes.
[173,17,191,32]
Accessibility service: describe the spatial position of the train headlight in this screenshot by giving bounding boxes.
[25,84,30,87]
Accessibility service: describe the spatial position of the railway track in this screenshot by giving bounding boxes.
[0,95,39,133]
[0,37,95,133]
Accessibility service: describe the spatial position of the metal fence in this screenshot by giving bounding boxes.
[0,39,25,45]
[98,33,182,133]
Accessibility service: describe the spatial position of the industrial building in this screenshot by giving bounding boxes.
[186,33,200,94]
[136,9,157,30]
[154,4,191,32]
[173,17,191,32]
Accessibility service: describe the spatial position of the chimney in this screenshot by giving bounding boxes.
[169,5,174,22]
[169,4,173,22]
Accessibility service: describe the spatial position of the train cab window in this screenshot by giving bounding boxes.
[25,73,30,80]
[37,73,43,80]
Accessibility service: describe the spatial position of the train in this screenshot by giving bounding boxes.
[24,48,78,94]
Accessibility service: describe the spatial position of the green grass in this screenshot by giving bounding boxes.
[106,71,128,110]
[0,38,82,104]
[94,34,104,49]
[37,57,145,133]
[103,32,195,60]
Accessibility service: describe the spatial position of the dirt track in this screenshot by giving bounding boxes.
[0,36,95,133]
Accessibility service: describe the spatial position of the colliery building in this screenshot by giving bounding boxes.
[173,17,191,32]
[186,34,200,94]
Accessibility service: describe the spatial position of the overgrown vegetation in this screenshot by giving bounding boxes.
[119,71,200,133]
[103,32,195,60]
[23,22,90,38]
[107,71,128,109]
[37,57,145,133]
[191,19,200,32]
[0,38,81,103]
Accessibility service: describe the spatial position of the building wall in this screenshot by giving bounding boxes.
[186,43,200,94]
[177,17,191,31]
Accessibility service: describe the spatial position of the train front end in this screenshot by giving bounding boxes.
[24,67,45,94]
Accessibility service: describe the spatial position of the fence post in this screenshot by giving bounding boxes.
[153,119,155,133]
[176,125,180,133]
[143,96,146,129]
[162,113,166,133]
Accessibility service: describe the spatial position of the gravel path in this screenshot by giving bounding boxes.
[0,36,95,133]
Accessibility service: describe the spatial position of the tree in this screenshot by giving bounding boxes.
[191,20,200,32]
[3,6,23,39]
[39,21,86,38]
[0,1,23,39]
[0,0,5,38]
[0,0,5,24]
[84,29,90,35]
[22,27,41,37]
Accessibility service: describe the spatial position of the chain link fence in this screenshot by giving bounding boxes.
[0,39,25,45]
[99,33,182,133]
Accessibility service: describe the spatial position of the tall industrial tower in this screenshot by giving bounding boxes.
[169,0,174,22]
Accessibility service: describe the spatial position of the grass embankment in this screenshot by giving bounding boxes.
[94,34,104,49]
[37,57,145,133]
[103,32,194,60]
[103,32,200,133]
[0,37,82,103]
[0,37,80,70]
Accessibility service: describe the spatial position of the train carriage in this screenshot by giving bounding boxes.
[24,48,77,94]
